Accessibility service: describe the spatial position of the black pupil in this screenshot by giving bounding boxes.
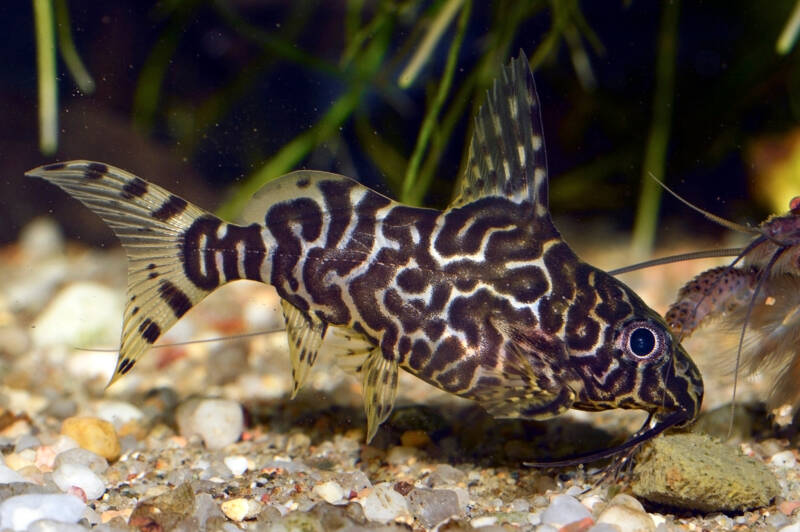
[630,327,656,356]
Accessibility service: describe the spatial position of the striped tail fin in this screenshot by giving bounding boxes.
[26,161,261,385]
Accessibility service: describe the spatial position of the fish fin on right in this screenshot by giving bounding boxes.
[26,161,213,385]
[280,299,327,397]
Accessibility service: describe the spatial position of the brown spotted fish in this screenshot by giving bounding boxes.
[27,54,702,454]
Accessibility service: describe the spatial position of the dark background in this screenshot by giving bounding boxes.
[3,1,799,246]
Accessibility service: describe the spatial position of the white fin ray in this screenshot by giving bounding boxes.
[26,161,211,385]
[321,326,376,376]
[280,299,328,397]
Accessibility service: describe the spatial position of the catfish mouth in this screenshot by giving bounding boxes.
[523,408,691,467]
[524,349,704,467]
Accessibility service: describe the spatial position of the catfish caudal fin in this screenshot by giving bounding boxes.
[26,161,265,385]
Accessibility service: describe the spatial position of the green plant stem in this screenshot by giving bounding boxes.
[398,0,465,88]
[54,0,94,93]
[631,0,680,259]
[33,0,58,155]
[132,14,185,132]
[777,0,800,54]
[401,0,471,205]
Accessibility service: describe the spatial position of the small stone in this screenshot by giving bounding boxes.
[400,430,430,448]
[92,400,144,429]
[286,432,311,455]
[223,455,249,476]
[541,495,592,527]
[0,493,85,531]
[54,448,109,475]
[313,480,345,504]
[359,482,410,523]
[596,500,655,532]
[193,492,225,523]
[771,450,797,468]
[779,500,800,516]
[51,463,106,500]
[386,446,420,465]
[632,433,780,512]
[221,498,261,521]
[470,515,498,528]
[175,398,244,449]
[20,217,64,259]
[586,524,621,532]
[0,465,28,484]
[779,523,800,532]
[60,417,121,461]
[27,520,90,532]
[310,501,367,529]
[129,482,195,530]
[407,487,463,528]
[32,282,122,349]
[429,464,467,487]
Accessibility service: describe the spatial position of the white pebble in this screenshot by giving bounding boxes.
[470,516,498,528]
[175,398,244,449]
[51,463,106,500]
[587,524,622,532]
[597,503,655,532]
[779,523,800,532]
[771,450,798,468]
[54,448,108,475]
[0,464,29,484]
[92,400,144,428]
[32,282,123,349]
[27,520,89,532]
[541,494,592,527]
[20,217,64,259]
[220,498,261,521]
[223,455,249,476]
[313,480,345,504]
[359,482,409,523]
[0,494,85,531]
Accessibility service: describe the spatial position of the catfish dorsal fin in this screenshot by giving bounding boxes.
[450,51,548,216]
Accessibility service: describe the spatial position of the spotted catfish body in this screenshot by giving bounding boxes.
[27,54,702,445]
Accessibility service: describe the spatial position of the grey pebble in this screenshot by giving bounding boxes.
[175,397,244,449]
[407,488,464,528]
[429,464,467,487]
[54,447,109,475]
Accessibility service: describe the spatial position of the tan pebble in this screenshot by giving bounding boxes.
[779,500,800,515]
[597,504,655,532]
[1,419,31,438]
[100,509,133,524]
[400,430,431,448]
[118,420,147,440]
[61,416,121,461]
[221,498,261,521]
[4,451,34,471]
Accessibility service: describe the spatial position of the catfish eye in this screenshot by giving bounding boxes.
[630,327,656,356]
[619,321,667,360]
